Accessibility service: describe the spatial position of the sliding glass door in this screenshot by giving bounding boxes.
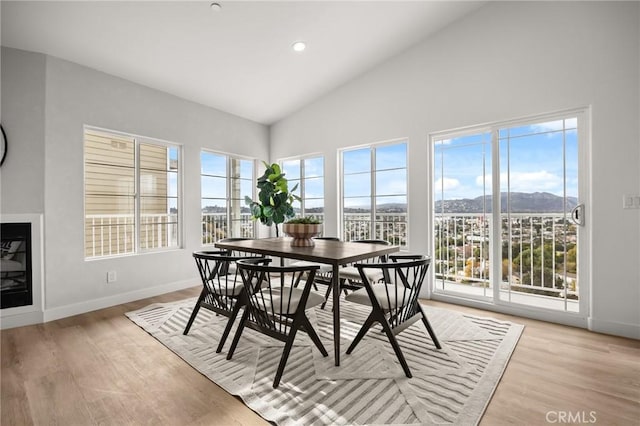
[432,110,588,315]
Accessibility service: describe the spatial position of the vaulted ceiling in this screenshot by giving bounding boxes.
[1,1,484,124]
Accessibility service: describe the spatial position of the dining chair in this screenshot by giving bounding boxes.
[289,236,341,297]
[227,258,329,388]
[217,237,255,275]
[344,254,441,378]
[322,239,392,307]
[184,250,266,354]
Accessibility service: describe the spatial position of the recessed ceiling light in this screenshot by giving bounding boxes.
[292,41,306,52]
[210,3,222,12]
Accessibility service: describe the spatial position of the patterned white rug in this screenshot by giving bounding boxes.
[126,296,523,425]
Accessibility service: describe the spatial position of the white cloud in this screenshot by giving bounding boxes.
[502,170,562,193]
[528,118,577,136]
[475,175,490,187]
[473,170,563,194]
[435,177,460,191]
[530,119,565,133]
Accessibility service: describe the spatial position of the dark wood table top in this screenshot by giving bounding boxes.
[215,237,400,366]
[214,237,399,265]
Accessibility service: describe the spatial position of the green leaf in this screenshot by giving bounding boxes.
[290,182,299,193]
[276,192,288,205]
[272,211,284,224]
[275,179,288,193]
[244,196,254,205]
[284,205,295,218]
[245,161,298,228]
[250,204,262,218]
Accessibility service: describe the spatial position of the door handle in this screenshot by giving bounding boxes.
[570,203,585,226]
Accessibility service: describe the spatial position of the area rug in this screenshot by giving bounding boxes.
[126,296,523,425]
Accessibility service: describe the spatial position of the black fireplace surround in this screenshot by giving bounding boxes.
[1,222,32,309]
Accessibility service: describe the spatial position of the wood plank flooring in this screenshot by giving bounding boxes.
[2,287,639,425]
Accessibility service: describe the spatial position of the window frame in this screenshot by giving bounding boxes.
[83,125,183,259]
[200,149,256,245]
[428,107,590,318]
[279,153,325,219]
[338,138,409,247]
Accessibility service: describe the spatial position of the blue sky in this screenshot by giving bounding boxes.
[200,152,254,208]
[342,143,408,209]
[283,157,325,210]
[197,118,578,211]
[434,119,578,201]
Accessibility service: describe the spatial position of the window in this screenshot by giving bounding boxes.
[201,151,255,244]
[281,155,325,221]
[84,127,181,258]
[432,109,585,314]
[340,141,408,246]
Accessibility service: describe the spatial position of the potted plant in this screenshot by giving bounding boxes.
[245,161,299,237]
[283,216,323,247]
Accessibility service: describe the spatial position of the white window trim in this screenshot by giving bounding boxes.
[83,125,184,260]
[338,137,409,248]
[200,149,256,245]
[427,107,591,325]
[279,153,325,217]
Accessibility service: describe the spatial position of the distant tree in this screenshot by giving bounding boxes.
[502,259,512,280]
[522,266,556,287]
[566,246,577,274]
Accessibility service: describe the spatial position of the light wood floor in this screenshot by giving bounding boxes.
[2,286,639,425]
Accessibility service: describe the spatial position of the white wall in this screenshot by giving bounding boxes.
[271,2,640,338]
[1,47,270,323]
[1,47,46,214]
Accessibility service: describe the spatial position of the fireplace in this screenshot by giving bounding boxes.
[1,222,32,309]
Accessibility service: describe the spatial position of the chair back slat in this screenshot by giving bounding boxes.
[229,259,328,388]
[355,255,430,329]
[237,259,319,337]
[217,237,259,263]
[193,250,264,313]
[184,250,267,352]
[346,253,440,378]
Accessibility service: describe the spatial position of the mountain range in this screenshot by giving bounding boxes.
[202,192,577,214]
[435,192,578,213]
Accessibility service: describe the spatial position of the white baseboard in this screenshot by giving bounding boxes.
[0,309,44,329]
[42,279,197,324]
[588,317,640,340]
[430,293,589,329]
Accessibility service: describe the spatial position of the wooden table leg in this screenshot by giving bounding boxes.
[332,263,340,366]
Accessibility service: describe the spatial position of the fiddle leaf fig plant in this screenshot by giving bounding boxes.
[245,161,300,236]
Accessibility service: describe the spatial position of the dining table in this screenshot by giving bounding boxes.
[214,237,399,366]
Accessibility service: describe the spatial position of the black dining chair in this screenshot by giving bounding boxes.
[217,237,255,275]
[227,258,329,388]
[322,239,392,308]
[344,254,441,378]
[289,236,341,297]
[184,250,266,354]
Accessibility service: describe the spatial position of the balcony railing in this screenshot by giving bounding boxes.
[200,212,408,246]
[343,213,407,246]
[85,214,178,258]
[87,212,574,305]
[434,213,578,304]
[86,211,409,256]
[201,213,255,245]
